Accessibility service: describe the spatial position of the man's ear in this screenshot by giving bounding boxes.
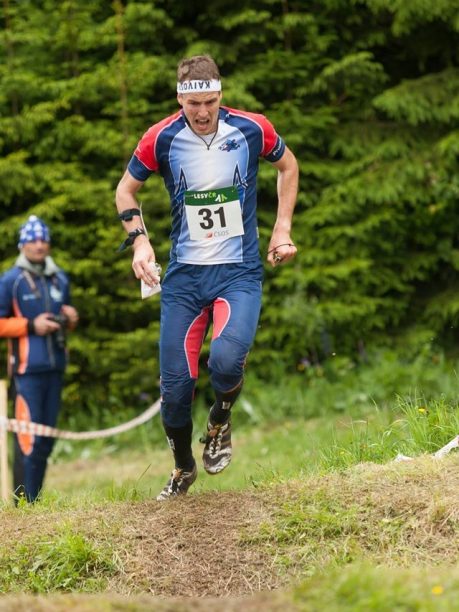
[177,94,183,107]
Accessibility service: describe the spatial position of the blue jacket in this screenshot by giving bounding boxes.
[0,253,71,375]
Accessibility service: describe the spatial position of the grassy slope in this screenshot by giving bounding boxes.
[1,352,458,609]
[0,418,458,610]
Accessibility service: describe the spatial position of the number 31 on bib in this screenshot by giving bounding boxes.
[184,186,244,241]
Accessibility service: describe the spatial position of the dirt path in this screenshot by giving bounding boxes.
[108,490,283,597]
[0,489,286,600]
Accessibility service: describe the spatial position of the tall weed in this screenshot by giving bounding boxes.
[320,395,459,470]
[239,348,459,424]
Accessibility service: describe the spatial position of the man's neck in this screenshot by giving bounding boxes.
[26,259,46,274]
[16,252,51,275]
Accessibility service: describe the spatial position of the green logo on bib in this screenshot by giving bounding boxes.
[184,186,237,206]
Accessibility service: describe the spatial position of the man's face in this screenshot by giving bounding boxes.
[178,91,222,135]
[21,240,50,263]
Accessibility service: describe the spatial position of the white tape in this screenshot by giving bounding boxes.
[434,435,459,458]
[393,434,459,462]
[0,399,160,441]
[393,453,413,462]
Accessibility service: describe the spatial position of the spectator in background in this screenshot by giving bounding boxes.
[0,215,79,503]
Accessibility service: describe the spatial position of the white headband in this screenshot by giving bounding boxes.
[177,79,222,94]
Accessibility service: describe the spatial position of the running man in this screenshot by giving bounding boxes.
[115,54,298,500]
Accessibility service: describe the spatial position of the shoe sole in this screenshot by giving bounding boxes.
[203,453,232,475]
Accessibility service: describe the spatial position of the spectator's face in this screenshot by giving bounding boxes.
[178,91,222,135]
[22,240,50,263]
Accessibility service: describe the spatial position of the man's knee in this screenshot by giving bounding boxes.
[208,344,245,393]
[209,340,245,374]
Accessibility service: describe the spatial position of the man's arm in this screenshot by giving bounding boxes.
[0,278,60,337]
[0,318,28,337]
[0,314,60,337]
[267,145,299,267]
[0,280,30,337]
[115,170,160,287]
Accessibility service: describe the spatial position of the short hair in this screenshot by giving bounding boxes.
[177,55,220,82]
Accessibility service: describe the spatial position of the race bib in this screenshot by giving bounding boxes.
[184,186,244,241]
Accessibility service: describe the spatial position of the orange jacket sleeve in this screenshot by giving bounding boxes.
[0,317,29,338]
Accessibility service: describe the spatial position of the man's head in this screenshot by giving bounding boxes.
[18,215,50,263]
[177,55,223,135]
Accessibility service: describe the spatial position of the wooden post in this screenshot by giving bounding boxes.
[0,380,9,502]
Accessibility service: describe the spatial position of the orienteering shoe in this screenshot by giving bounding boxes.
[156,462,197,501]
[201,421,232,475]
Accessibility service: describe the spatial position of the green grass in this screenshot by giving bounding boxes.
[237,348,459,424]
[320,394,459,470]
[293,564,459,611]
[0,348,458,608]
[41,348,459,502]
[0,524,119,593]
[51,347,459,463]
[242,453,459,583]
[45,416,336,502]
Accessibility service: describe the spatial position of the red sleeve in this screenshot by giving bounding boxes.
[258,116,279,157]
[0,318,28,338]
[133,111,182,172]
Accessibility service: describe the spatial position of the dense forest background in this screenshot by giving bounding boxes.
[0,0,458,420]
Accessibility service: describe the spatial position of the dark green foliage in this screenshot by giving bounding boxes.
[0,0,458,422]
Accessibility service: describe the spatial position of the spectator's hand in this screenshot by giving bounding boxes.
[60,304,79,330]
[33,313,60,336]
[131,238,159,287]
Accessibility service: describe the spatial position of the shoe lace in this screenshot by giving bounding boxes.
[207,426,223,456]
[167,468,184,493]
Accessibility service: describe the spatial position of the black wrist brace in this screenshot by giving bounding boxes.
[117,228,147,252]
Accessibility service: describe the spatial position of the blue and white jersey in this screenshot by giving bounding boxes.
[127,106,286,265]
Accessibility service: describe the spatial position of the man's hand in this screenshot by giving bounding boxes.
[60,304,79,330]
[131,237,160,287]
[33,313,61,336]
[267,235,297,267]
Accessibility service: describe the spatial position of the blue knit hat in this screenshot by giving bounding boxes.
[18,215,51,248]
